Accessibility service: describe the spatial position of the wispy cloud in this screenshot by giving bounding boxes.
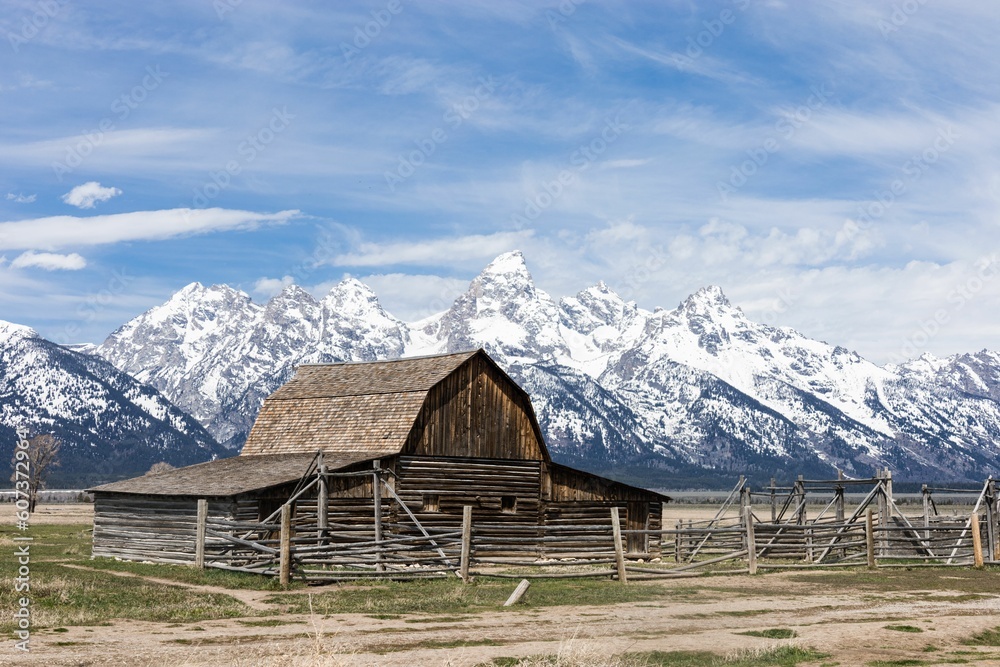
[333,231,535,268]
[0,208,300,251]
[10,251,86,271]
[5,193,36,203]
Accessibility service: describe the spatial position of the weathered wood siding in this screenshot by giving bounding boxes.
[543,500,663,557]
[547,463,664,503]
[394,456,541,522]
[405,356,546,461]
[92,493,234,564]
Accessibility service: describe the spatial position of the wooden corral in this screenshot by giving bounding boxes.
[89,349,668,573]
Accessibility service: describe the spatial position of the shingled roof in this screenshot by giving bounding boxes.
[88,453,343,496]
[240,350,481,457]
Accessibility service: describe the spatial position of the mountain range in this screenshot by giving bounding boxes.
[0,321,225,487]
[3,250,1000,487]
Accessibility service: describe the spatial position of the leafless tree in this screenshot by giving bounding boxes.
[146,461,175,475]
[10,433,61,513]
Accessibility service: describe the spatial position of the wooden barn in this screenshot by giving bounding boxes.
[89,349,669,567]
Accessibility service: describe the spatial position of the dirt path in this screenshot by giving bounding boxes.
[58,563,280,611]
[11,571,1000,666]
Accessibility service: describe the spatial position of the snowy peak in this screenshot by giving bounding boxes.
[560,281,635,334]
[480,249,532,281]
[414,250,567,363]
[0,319,37,343]
[321,278,391,320]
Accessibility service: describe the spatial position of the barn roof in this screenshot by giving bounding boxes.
[87,452,369,497]
[241,350,493,457]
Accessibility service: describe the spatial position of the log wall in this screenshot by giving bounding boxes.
[92,493,234,564]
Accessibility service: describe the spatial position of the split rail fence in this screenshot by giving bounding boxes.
[188,467,1000,586]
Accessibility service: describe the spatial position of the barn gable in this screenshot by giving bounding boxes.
[241,349,548,462]
[404,350,548,461]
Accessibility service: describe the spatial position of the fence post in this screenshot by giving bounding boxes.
[610,506,628,584]
[769,477,777,523]
[373,460,384,573]
[878,469,891,557]
[317,453,328,544]
[795,476,806,525]
[987,479,997,562]
[972,512,984,568]
[922,484,931,544]
[865,508,876,569]
[674,520,681,562]
[195,498,207,569]
[744,506,757,575]
[994,481,1000,562]
[280,503,292,588]
[460,505,473,583]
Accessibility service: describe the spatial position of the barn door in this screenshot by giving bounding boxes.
[627,502,649,554]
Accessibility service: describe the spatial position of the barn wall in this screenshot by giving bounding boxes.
[91,493,235,564]
[547,464,664,503]
[405,356,546,461]
[394,455,541,522]
[545,465,664,557]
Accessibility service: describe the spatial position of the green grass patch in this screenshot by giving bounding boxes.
[0,561,255,633]
[963,626,1000,646]
[737,628,797,639]
[789,567,1000,596]
[419,638,503,650]
[885,625,923,633]
[84,556,290,590]
[480,646,826,666]
[266,577,672,616]
[236,618,300,627]
[716,610,772,618]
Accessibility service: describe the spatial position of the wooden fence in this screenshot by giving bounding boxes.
[186,473,998,586]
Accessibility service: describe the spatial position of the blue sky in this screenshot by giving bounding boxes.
[0,0,998,363]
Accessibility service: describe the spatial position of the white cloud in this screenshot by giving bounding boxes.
[353,273,469,322]
[333,231,534,268]
[0,208,300,251]
[61,182,123,209]
[10,251,87,271]
[5,193,36,203]
[253,275,295,297]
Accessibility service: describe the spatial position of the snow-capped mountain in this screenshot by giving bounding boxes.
[0,320,226,487]
[93,251,1000,483]
[97,279,408,447]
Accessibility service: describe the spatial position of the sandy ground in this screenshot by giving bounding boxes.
[5,504,1000,666]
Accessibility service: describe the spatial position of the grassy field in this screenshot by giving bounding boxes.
[5,509,1000,666]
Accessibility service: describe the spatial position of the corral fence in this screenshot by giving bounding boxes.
[186,466,1000,586]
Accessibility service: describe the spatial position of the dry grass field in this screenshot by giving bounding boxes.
[4,504,1000,666]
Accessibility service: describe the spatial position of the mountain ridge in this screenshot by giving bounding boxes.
[88,250,1000,483]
